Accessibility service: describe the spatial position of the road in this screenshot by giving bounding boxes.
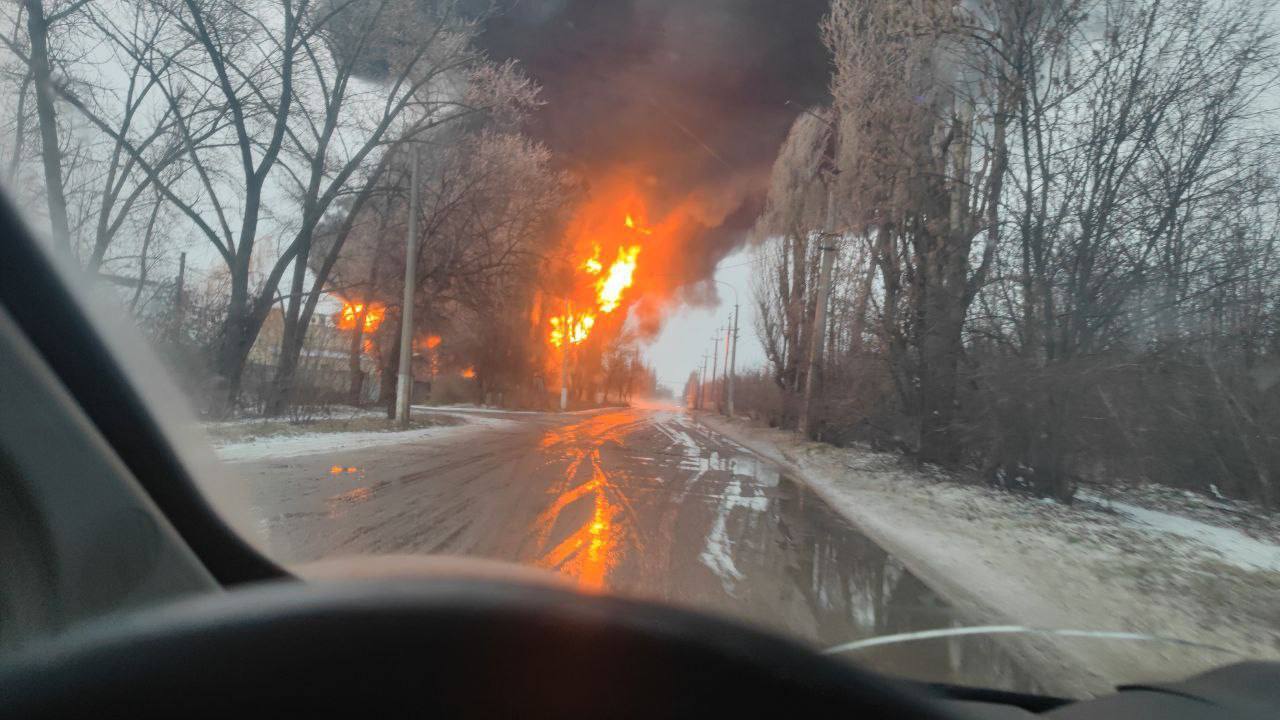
[229,406,1043,692]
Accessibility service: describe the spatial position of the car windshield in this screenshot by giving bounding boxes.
[3,0,1279,699]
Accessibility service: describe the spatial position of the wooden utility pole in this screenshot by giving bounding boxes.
[395,144,420,427]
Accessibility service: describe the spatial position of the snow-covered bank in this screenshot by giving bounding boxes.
[211,415,514,462]
[696,413,1280,697]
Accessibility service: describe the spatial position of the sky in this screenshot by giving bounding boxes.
[643,246,766,392]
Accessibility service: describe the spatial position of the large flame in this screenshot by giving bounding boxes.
[624,214,652,235]
[550,311,596,348]
[596,245,641,313]
[335,299,385,333]
[582,245,604,275]
[547,212,648,347]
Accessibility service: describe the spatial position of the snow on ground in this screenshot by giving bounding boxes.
[1080,491,1280,573]
[697,413,1280,697]
[213,415,513,462]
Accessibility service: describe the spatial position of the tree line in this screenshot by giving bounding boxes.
[747,0,1280,506]
[1,0,653,416]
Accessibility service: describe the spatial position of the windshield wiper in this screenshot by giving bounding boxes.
[823,625,1244,657]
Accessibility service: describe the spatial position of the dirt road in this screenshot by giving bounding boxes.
[227,406,1043,693]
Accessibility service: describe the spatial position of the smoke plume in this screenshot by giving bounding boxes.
[474,0,831,308]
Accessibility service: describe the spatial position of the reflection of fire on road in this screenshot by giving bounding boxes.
[533,412,646,590]
[537,410,645,449]
[533,452,622,591]
[325,485,372,519]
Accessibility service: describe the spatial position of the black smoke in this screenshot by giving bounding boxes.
[473,0,832,276]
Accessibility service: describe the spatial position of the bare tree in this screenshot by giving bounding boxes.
[821,0,1004,460]
[34,0,532,414]
[740,0,1280,507]
[318,127,571,413]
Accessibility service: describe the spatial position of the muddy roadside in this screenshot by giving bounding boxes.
[694,412,1280,698]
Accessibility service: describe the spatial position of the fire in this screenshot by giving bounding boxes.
[461,366,476,378]
[596,245,641,314]
[583,245,603,275]
[547,212,648,347]
[550,312,596,348]
[624,214,652,235]
[335,299,385,333]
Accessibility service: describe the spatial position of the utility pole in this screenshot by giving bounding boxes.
[726,303,739,417]
[559,299,571,411]
[798,242,836,437]
[395,144,420,427]
[710,327,721,411]
[721,313,732,414]
[799,117,840,436]
[170,251,186,343]
[697,353,709,410]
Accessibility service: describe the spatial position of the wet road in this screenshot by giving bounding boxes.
[231,407,1044,692]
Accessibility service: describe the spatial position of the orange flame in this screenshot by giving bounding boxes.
[547,212,647,347]
[335,299,385,333]
[624,214,652,235]
[461,366,476,378]
[550,312,596,348]
[582,245,604,275]
[596,245,641,314]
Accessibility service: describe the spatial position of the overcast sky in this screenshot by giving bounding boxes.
[643,246,766,392]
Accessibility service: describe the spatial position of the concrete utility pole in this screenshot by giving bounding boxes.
[395,144,420,427]
[697,353,709,410]
[726,303,739,416]
[170,251,186,342]
[710,327,721,410]
[722,313,733,414]
[798,242,837,437]
[560,299,571,411]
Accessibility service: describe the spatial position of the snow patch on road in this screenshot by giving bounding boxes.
[214,416,511,462]
[700,475,744,590]
[699,473,771,595]
[663,417,704,459]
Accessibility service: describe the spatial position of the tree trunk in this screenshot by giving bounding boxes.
[379,316,401,418]
[264,241,312,416]
[347,310,367,406]
[24,0,71,253]
[917,279,966,464]
[210,298,254,417]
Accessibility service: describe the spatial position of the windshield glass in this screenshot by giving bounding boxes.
[3,0,1278,699]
